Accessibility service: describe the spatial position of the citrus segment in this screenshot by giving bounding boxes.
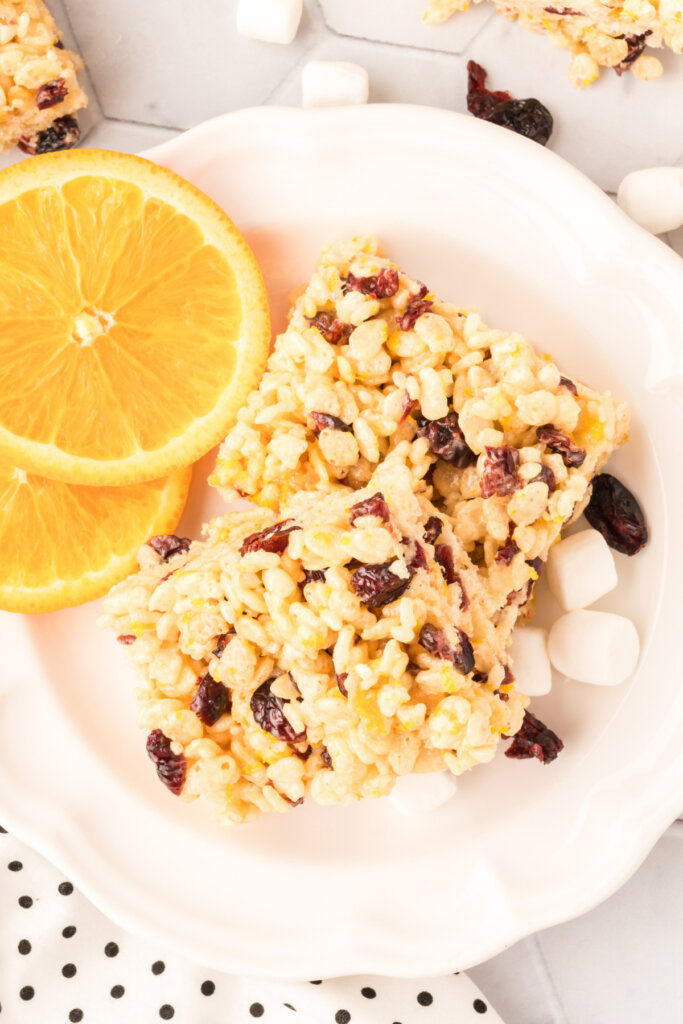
[0,149,270,485]
[0,461,192,614]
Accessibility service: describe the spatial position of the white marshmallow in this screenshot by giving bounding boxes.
[236,0,302,45]
[390,772,457,816]
[301,61,369,109]
[546,529,617,612]
[508,626,552,697]
[548,610,639,686]
[617,166,683,235]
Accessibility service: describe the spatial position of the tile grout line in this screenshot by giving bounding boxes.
[316,0,496,59]
[531,933,573,1024]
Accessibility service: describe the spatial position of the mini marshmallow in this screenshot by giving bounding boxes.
[617,166,683,235]
[508,626,552,697]
[301,61,369,109]
[546,529,617,612]
[548,609,639,686]
[236,0,303,45]
[390,771,457,817]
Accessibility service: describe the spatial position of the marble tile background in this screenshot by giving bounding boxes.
[2,2,682,1021]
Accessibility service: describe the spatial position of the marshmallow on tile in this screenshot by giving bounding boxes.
[617,166,683,235]
[236,0,303,45]
[546,529,617,612]
[508,626,552,697]
[548,609,639,686]
[301,61,369,109]
[390,771,457,816]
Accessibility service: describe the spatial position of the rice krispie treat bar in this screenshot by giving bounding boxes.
[424,0,673,84]
[0,0,87,153]
[101,464,528,824]
[212,237,629,615]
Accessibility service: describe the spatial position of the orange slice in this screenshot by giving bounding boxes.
[0,461,192,613]
[0,149,270,485]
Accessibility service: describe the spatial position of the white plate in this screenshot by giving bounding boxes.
[2,105,683,979]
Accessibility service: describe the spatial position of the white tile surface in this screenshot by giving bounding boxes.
[1,2,681,1021]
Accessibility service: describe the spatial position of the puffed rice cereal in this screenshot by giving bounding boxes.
[102,237,629,823]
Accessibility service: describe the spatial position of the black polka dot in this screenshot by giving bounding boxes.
[17,939,31,955]
[473,999,488,1014]
[104,942,119,957]
[417,992,433,1007]
[250,1004,265,1018]
[58,882,73,896]
[284,1004,296,1012]
[151,960,165,975]
[309,980,322,985]
[0,825,6,832]
[200,981,215,996]
[18,895,33,909]
[62,963,77,979]
[19,987,34,1001]
[8,860,22,871]
[110,985,125,999]
[159,1006,175,1020]
[335,1011,351,1024]
[62,926,77,939]
[68,1011,83,1023]
[361,988,376,999]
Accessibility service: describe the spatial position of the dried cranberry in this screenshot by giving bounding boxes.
[466,61,553,146]
[419,623,475,675]
[321,747,333,769]
[147,534,191,561]
[527,556,544,578]
[415,413,476,467]
[615,31,651,74]
[502,665,515,687]
[116,634,137,645]
[349,492,390,525]
[405,538,428,573]
[423,516,443,545]
[345,267,399,299]
[584,473,648,556]
[308,311,353,344]
[190,673,231,726]
[351,563,411,607]
[302,568,327,585]
[400,392,419,422]
[532,464,556,493]
[544,4,581,10]
[434,543,457,583]
[466,60,511,119]
[212,632,234,658]
[486,99,553,146]
[536,425,586,468]
[336,672,349,697]
[146,730,186,795]
[310,411,352,434]
[240,519,301,556]
[495,536,520,565]
[250,678,306,743]
[505,710,563,764]
[292,744,313,761]
[397,295,433,331]
[18,114,80,155]
[559,375,578,396]
[481,446,520,498]
[35,78,68,109]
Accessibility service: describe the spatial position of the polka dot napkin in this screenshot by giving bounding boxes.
[0,827,503,1024]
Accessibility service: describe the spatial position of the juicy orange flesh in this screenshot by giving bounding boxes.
[0,461,182,588]
[0,176,242,459]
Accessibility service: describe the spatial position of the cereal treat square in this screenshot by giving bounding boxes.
[0,0,87,154]
[212,236,629,618]
[423,0,674,85]
[100,463,527,824]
